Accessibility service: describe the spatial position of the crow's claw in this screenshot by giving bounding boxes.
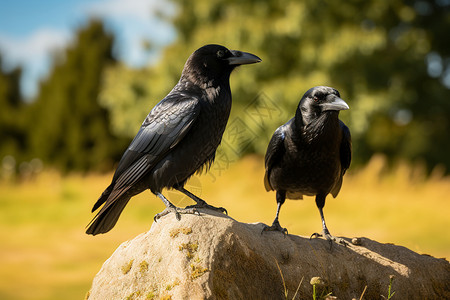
[185,201,228,215]
[261,220,288,236]
[310,230,348,250]
[154,206,199,222]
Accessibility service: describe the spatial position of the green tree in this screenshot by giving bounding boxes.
[0,56,27,161]
[99,0,450,172]
[30,20,128,172]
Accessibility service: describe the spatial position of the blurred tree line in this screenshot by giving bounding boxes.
[0,0,449,176]
[0,20,129,175]
[99,0,450,173]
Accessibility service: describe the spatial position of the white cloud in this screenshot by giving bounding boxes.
[82,0,176,67]
[0,28,71,99]
[83,0,174,21]
[0,28,70,67]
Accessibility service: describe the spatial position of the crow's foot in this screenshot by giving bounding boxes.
[261,220,288,235]
[310,230,348,249]
[185,200,228,215]
[154,206,200,222]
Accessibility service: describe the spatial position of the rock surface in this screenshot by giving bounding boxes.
[87,210,450,299]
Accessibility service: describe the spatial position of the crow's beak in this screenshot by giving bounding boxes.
[321,96,349,112]
[227,50,262,65]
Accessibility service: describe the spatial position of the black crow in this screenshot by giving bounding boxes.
[263,86,351,246]
[86,44,261,235]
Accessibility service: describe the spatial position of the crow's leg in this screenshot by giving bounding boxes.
[153,192,200,221]
[310,194,347,249]
[262,190,288,235]
[176,186,227,215]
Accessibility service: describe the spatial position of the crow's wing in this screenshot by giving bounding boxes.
[339,120,352,174]
[330,120,352,198]
[264,125,286,191]
[91,94,200,213]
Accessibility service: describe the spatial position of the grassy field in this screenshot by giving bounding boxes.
[0,155,449,300]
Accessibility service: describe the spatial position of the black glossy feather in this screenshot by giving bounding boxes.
[265,87,351,199]
[339,120,352,174]
[264,123,288,191]
[263,86,351,239]
[90,95,200,213]
[87,44,261,235]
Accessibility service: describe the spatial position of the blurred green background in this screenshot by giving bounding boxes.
[0,0,449,299]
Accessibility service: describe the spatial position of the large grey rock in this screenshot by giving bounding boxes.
[87,210,450,299]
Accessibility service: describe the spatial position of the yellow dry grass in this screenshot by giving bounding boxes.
[0,155,448,300]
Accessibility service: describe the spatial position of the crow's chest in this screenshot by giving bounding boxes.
[272,123,342,194]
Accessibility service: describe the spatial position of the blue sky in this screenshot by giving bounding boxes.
[0,0,176,99]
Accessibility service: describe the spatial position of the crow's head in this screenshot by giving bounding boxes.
[182,44,261,86]
[296,86,349,126]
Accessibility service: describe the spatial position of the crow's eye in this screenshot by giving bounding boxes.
[216,50,225,58]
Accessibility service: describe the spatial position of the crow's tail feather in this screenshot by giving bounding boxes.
[91,184,113,213]
[86,195,131,235]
